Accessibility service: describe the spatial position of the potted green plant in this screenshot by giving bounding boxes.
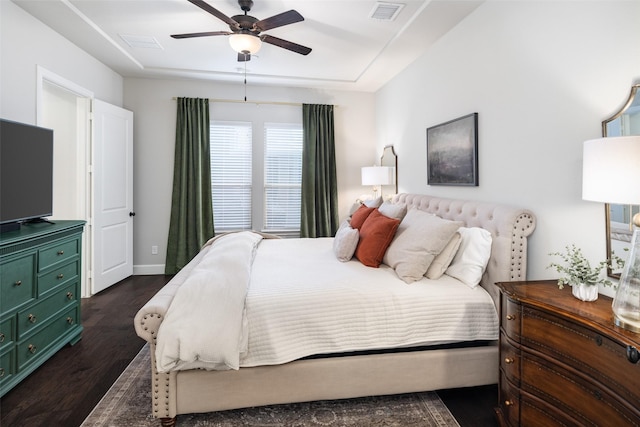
[547,244,625,301]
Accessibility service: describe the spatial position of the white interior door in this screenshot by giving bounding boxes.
[92,100,134,294]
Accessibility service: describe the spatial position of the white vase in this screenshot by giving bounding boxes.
[571,283,598,301]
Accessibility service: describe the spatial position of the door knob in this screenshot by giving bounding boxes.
[129,212,136,217]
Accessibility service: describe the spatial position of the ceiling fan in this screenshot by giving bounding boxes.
[171,0,312,62]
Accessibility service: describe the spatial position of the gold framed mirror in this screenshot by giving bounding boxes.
[380,145,398,198]
[604,84,640,278]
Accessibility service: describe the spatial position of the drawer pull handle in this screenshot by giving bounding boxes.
[57,273,64,279]
[66,292,74,300]
[504,357,514,364]
[67,317,74,325]
[57,250,65,256]
[28,314,37,323]
[28,344,37,354]
[0,333,4,343]
[14,280,22,287]
[506,314,516,321]
[504,400,514,407]
[627,346,639,364]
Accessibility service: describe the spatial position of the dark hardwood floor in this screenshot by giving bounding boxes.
[439,384,499,427]
[0,274,498,427]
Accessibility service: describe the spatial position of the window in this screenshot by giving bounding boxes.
[210,121,252,232]
[264,123,303,231]
[210,120,303,236]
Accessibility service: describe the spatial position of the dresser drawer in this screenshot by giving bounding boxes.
[500,294,521,341]
[38,260,79,296]
[521,305,640,407]
[0,317,15,352]
[17,306,79,370]
[499,332,520,385]
[0,347,15,388]
[17,283,78,339]
[38,238,79,272]
[0,254,36,313]
[498,372,520,426]
[519,390,580,426]
[521,350,640,425]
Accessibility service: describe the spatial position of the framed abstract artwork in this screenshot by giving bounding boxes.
[426,113,478,186]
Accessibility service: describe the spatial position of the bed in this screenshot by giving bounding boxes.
[134,193,536,426]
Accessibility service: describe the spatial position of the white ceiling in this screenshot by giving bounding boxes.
[13,0,483,92]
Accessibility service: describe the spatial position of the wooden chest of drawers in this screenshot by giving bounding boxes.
[496,281,640,426]
[0,221,85,397]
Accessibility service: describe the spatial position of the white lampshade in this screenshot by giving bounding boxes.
[229,34,262,54]
[582,136,640,205]
[583,135,640,333]
[361,166,393,186]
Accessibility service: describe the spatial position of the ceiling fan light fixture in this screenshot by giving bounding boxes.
[229,33,262,54]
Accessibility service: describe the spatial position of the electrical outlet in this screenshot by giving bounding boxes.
[151,245,158,255]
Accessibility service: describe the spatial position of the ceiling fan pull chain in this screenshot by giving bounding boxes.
[244,58,247,102]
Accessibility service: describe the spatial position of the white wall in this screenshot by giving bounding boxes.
[0,1,123,123]
[375,0,640,294]
[123,78,376,273]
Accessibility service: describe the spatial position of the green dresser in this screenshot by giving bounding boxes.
[0,220,85,397]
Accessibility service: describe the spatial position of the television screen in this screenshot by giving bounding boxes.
[0,119,54,226]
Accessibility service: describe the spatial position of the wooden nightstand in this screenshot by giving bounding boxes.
[495,280,640,426]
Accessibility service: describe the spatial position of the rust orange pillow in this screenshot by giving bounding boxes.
[350,205,375,230]
[355,209,401,267]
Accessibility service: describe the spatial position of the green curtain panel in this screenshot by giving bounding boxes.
[300,103,339,238]
[165,98,215,274]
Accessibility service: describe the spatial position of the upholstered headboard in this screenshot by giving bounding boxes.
[392,193,536,307]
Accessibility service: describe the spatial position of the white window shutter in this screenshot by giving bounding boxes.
[264,123,303,232]
[210,121,252,232]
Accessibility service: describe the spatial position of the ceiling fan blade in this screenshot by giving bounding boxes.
[255,10,304,32]
[187,0,239,29]
[261,34,311,55]
[171,31,231,39]
[238,52,251,62]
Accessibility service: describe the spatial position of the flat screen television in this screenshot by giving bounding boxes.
[0,118,54,232]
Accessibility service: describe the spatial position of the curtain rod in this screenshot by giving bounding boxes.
[172,97,302,107]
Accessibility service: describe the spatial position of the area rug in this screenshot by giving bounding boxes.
[81,344,460,427]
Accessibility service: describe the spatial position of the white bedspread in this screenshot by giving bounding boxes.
[156,234,499,372]
[240,237,499,367]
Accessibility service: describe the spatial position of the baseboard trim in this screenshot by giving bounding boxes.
[133,264,165,275]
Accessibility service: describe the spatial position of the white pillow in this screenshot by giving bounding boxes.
[347,202,362,218]
[445,227,492,288]
[378,201,407,221]
[333,225,359,262]
[425,232,462,280]
[336,220,351,232]
[383,209,462,283]
[363,196,383,208]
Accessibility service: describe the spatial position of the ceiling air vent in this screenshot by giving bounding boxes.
[120,34,163,50]
[369,2,405,21]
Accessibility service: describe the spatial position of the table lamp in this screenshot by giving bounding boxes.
[361,166,393,199]
[583,135,640,332]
